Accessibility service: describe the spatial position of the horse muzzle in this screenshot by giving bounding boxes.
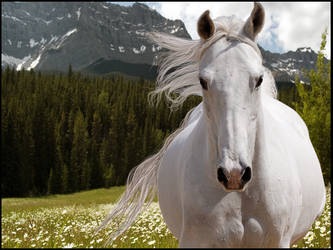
[217,165,252,192]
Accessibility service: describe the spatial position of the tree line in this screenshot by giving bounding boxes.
[1,67,201,197]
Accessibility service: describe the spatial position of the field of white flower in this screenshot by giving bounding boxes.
[1,185,331,248]
[1,202,177,248]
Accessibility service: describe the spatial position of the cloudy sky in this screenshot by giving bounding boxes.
[115,2,331,59]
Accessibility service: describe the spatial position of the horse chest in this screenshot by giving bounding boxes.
[209,202,267,247]
[182,179,288,247]
[183,201,266,247]
[242,217,265,246]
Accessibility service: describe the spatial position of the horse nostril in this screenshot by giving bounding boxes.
[217,167,228,184]
[241,167,252,183]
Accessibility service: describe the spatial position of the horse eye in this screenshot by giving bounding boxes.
[255,75,263,89]
[199,77,208,90]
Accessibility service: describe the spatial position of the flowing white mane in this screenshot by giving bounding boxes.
[147,15,277,109]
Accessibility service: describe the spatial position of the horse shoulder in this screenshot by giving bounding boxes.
[263,94,309,139]
[261,94,326,244]
[157,105,203,239]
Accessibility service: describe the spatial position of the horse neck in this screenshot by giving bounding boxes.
[252,101,271,180]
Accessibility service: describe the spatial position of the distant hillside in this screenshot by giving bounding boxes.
[83,58,157,80]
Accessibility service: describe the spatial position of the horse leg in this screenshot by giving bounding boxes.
[278,240,291,248]
[290,231,307,247]
[179,226,213,248]
[179,232,197,248]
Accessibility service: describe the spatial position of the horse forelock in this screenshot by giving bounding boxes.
[200,16,263,60]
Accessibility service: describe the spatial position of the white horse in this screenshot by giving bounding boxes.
[98,2,326,248]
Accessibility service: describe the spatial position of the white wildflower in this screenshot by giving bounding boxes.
[148,240,156,245]
[63,242,75,248]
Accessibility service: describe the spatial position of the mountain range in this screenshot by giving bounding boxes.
[1,2,327,84]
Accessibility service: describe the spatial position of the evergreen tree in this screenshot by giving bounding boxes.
[62,164,69,194]
[47,168,54,195]
[70,109,89,192]
[1,67,201,196]
[123,106,137,178]
[100,131,114,186]
[90,111,104,188]
[293,29,331,184]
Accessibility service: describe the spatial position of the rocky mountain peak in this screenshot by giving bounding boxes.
[2,2,191,72]
[2,2,328,83]
[259,45,327,83]
[296,47,315,53]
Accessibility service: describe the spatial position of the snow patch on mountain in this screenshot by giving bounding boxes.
[76,8,81,21]
[133,48,140,54]
[140,45,146,53]
[64,28,78,38]
[3,14,27,25]
[49,35,59,44]
[49,28,77,50]
[170,25,180,34]
[30,38,39,48]
[298,47,313,53]
[41,19,52,25]
[2,53,23,66]
[16,55,32,70]
[27,54,41,70]
[135,30,145,36]
[40,37,47,44]
[1,54,31,70]
[22,10,31,16]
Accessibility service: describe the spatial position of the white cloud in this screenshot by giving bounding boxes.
[149,2,331,58]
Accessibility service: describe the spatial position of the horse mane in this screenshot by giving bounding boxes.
[147,15,277,110]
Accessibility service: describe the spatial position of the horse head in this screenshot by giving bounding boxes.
[197,3,265,192]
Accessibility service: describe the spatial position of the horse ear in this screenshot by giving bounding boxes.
[243,2,265,40]
[197,10,215,40]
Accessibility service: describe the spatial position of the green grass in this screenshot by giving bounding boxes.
[1,186,331,248]
[1,187,126,214]
[1,186,177,248]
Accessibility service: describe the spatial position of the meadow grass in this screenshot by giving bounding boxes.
[1,185,330,248]
[1,187,126,214]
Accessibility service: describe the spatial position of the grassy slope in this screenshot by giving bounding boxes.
[1,186,331,248]
[1,186,125,214]
[1,186,176,248]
